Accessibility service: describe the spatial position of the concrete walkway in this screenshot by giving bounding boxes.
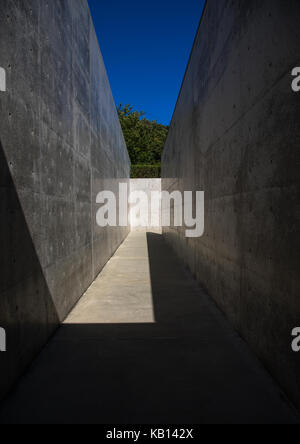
[0,232,298,424]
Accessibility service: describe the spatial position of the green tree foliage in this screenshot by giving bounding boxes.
[131,164,161,179]
[117,104,169,177]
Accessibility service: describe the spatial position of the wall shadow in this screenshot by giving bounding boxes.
[0,139,60,401]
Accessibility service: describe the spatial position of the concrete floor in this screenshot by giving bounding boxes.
[0,231,299,424]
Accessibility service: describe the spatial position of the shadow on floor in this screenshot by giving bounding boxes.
[0,232,298,424]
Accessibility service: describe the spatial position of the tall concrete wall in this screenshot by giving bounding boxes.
[162,0,300,408]
[0,0,130,399]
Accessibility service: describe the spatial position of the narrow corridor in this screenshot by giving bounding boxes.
[0,232,298,424]
[65,231,156,324]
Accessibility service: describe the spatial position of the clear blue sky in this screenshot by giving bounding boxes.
[88,0,206,125]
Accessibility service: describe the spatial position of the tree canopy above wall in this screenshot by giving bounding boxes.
[117,104,169,178]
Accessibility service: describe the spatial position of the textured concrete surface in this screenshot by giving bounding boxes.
[0,0,130,400]
[162,0,300,409]
[130,179,162,231]
[0,67,6,91]
[0,232,298,424]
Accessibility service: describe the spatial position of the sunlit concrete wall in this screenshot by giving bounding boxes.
[162,0,300,409]
[0,0,130,399]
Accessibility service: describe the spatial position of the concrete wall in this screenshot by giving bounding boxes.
[130,179,161,232]
[162,0,300,408]
[0,0,130,399]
